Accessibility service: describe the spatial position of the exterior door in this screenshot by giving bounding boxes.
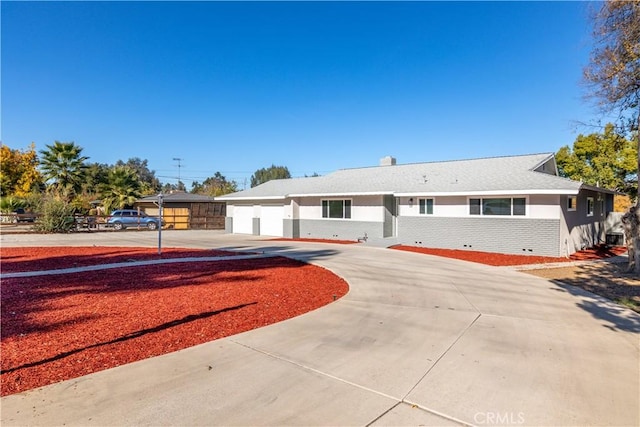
[260,205,284,236]
[233,205,253,234]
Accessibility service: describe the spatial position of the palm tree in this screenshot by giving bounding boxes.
[99,166,142,213]
[39,141,89,200]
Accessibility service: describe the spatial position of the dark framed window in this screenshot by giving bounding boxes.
[469,198,481,215]
[322,200,352,219]
[470,197,526,216]
[483,198,511,215]
[512,198,526,216]
[567,196,577,211]
[419,198,434,215]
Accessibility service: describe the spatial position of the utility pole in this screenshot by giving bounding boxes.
[157,193,163,255]
[173,157,183,183]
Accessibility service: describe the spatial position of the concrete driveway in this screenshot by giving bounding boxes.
[1,230,638,426]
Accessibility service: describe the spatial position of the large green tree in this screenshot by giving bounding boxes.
[39,141,89,200]
[250,164,291,188]
[98,166,142,213]
[191,172,238,196]
[583,0,640,272]
[556,124,637,197]
[115,157,161,195]
[82,162,111,195]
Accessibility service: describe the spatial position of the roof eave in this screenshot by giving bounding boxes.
[215,195,286,201]
[394,189,581,197]
[288,191,394,197]
[579,184,621,195]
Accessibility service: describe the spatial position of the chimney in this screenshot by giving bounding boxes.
[380,156,397,166]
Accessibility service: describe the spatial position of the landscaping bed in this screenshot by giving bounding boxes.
[1,246,246,273]
[0,247,349,396]
[391,244,627,266]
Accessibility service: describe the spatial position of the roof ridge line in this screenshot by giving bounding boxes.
[335,152,555,171]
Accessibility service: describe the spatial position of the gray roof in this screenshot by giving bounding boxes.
[217,153,589,201]
[137,192,218,203]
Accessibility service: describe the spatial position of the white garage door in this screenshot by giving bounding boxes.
[260,205,284,237]
[233,205,253,234]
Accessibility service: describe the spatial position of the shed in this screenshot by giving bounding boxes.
[135,192,226,230]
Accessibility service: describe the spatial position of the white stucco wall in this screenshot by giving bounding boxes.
[398,195,562,219]
[284,198,294,219]
[227,194,564,222]
[398,196,468,217]
[298,196,385,221]
[528,194,561,219]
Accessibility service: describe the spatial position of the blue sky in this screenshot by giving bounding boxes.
[2,1,599,188]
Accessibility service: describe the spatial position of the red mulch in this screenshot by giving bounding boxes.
[391,245,627,266]
[0,247,248,273]
[270,238,358,244]
[568,245,627,261]
[0,247,348,396]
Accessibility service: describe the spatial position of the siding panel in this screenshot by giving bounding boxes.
[398,216,561,257]
[298,219,383,241]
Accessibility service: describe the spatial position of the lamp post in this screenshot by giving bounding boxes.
[157,192,164,255]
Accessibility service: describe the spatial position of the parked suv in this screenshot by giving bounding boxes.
[106,209,163,231]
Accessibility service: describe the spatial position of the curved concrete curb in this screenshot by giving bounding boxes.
[1,231,638,426]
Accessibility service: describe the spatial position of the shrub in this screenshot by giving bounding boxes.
[0,195,26,213]
[33,197,76,233]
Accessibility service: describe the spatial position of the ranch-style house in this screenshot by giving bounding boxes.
[216,153,616,257]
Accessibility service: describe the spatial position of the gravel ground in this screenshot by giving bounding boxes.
[524,260,640,313]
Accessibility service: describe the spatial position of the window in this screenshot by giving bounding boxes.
[512,198,526,216]
[483,198,511,215]
[322,200,351,219]
[567,196,577,211]
[470,198,481,215]
[470,197,526,216]
[586,197,594,217]
[419,198,434,215]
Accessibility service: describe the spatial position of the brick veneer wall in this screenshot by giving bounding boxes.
[398,216,561,257]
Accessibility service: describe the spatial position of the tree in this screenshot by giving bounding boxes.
[161,181,186,193]
[584,1,640,136]
[191,172,238,196]
[39,141,89,200]
[98,166,142,213]
[622,205,640,272]
[584,0,640,272]
[556,124,637,197]
[82,162,111,195]
[115,158,161,195]
[0,143,43,197]
[250,164,291,188]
